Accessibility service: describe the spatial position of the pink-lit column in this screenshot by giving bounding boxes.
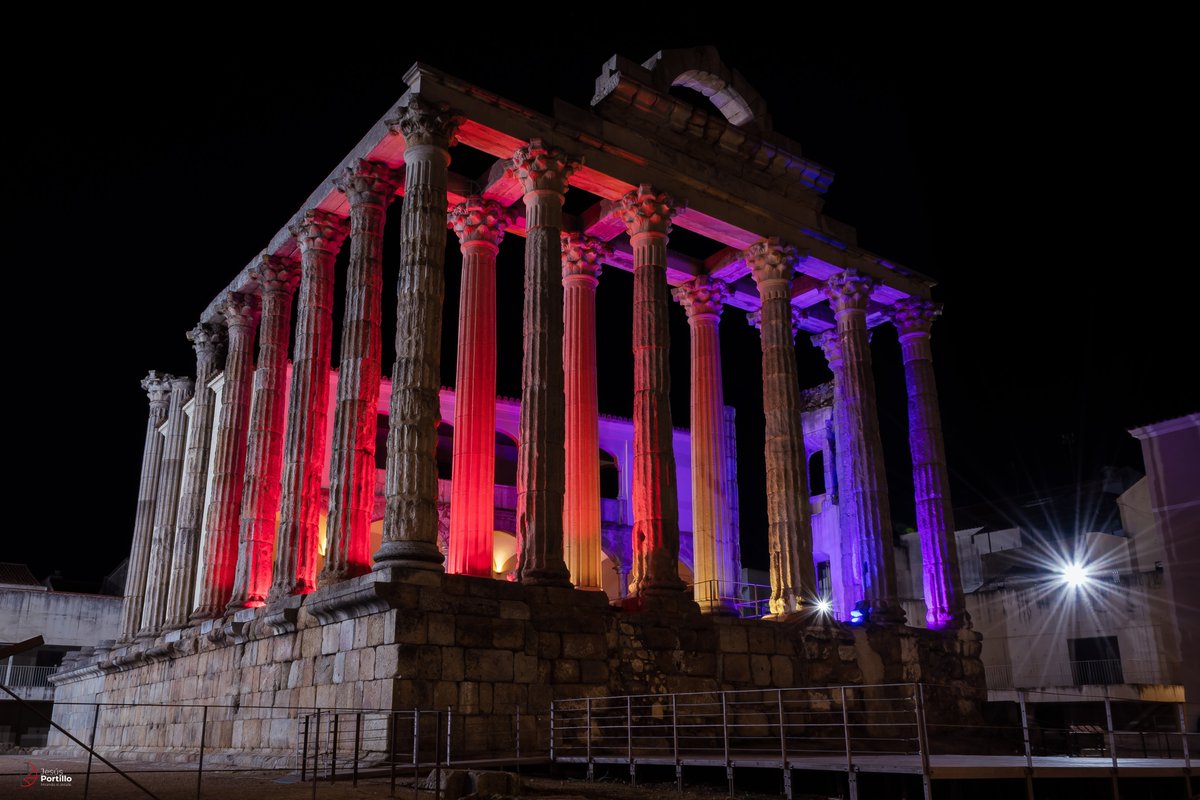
[888,298,967,627]
[321,161,403,585]
[673,276,738,613]
[562,233,610,590]
[270,210,349,600]
[376,98,459,571]
[617,185,686,598]
[191,293,259,619]
[747,240,816,616]
[228,256,300,609]
[510,139,578,587]
[138,375,194,637]
[446,198,510,577]
[164,323,227,629]
[119,372,173,641]
[824,271,905,624]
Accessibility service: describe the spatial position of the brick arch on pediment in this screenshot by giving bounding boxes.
[644,46,772,131]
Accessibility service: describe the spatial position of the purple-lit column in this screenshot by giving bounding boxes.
[321,161,403,585]
[888,298,967,627]
[119,372,173,641]
[823,271,905,624]
[673,276,738,613]
[747,239,816,616]
[510,139,578,587]
[618,184,686,598]
[270,210,349,600]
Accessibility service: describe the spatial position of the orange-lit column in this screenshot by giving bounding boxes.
[510,139,578,587]
[321,161,402,585]
[562,233,610,590]
[228,255,300,609]
[447,197,510,576]
[270,211,349,600]
[617,185,686,598]
[673,276,737,613]
[119,372,173,641]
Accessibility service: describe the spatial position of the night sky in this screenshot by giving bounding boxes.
[12,25,1192,587]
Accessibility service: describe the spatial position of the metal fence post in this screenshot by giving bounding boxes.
[841,686,858,800]
[627,695,636,787]
[330,713,339,784]
[1018,690,1034,800]
[412,709,420,800]
[673,693,682,793]
[778,689,790,800]
[196,705,207,800]
[721,692,732,798]
[585,698,593,781]
[84,703,100,800]
[301,714,310,783]
[388,712,396,798]
[1178,703,1192,798]
[353,712,361,788]
[434,710,443,800]
[311,709,319,800]
[915,685,932,800]
[1103,689,1118,800]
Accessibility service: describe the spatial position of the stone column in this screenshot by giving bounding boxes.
[673,276,738,613]
[746,240,817,616]
[191,293,259,619]
[320,161,403,585]
[228,256,300,609]
[376,97,460,571]
[138,376,194,637]
[119,373,173,641]
[617,185,686,597]
[510,139,578,587]
[823,271,905,623]
[888,298,967,627]
[562,233,610,590]
[446,198,510,577]
[269,210,349,600]
[163,323,227,628]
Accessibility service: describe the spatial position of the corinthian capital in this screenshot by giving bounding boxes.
[186,322,227,367]
[560,232,610,281]
[746,238,799,285]
[336,160,403,209]
[887,297,943,335]
[142,371,174,410]
[673,275,729,320]
[507,139,580,196]
[811,329,842,366]
[448,196,511,247]
[823,270,876,313]
[387,96,461,149]
[250,254,301,295]
[616,184,675,237]
[220,292,261,331]
[289,209,349,256]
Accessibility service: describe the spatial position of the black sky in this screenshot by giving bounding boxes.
[11,23,1193,585]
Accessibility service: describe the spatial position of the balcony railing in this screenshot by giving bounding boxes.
[3,664,56,688]
[984,659,1166,690]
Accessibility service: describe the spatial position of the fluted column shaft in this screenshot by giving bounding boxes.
[119,373,172,640]
[164,324,226,628]
[619,185,685,597]
[824,271,904,623]
[270,211,349,600]
[376,98,459,571]
[674,277,737,613]
[447,199,510,577]
[228,258,300,609]
[890,299,967,627]
[511,140,577,587]
[562,234,609,589]
[138,376,194,636]
[748,240,816,616]
[321,162,402,585]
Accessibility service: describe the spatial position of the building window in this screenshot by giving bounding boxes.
[1068,636,1123,685]
[817,560,832,598]
[808,451,826,495]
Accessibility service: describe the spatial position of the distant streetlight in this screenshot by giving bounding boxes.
[1060,561,1091,588]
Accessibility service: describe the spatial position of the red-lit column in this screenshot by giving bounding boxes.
[747,240,816,617]
[888,298,967,628]
[446,197,510,577]
[510,139,578,587]
[228,256,300,609]
[119,372,173,641]
[617,184,686,598]
[191,293,259,619]
[164,323,227,629]
[824,270,905,623]
[376,97,459,571]
[138,375,194,637]
[270,210,349,600]
[562,233,610,590]
[321,161,402,585]
[673,276,737,613]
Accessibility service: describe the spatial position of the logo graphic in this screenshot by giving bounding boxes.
[17,761,72,789]
[20,761,37,789]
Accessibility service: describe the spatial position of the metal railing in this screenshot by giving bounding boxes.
[686,580,773,618]
[985,658,1166,689]
[4,664,56,687]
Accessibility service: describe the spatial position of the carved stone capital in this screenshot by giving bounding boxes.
[336,160,403,209]
[169,375,195,398]
[387,96,461,149]
[507,139,580,196]
[561,232,610,281]
[289,210,349,256]
[219,292,261,330]
[887,297,942,335]
[250,254,301,295]
[823,270,876,313]
[616,184,676,237]
[142,371,174,410]
[448,196,511,247]
[186,322,226,365]
[811,329,842,366]
[672,276,728,320]
[746,238,799,285]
